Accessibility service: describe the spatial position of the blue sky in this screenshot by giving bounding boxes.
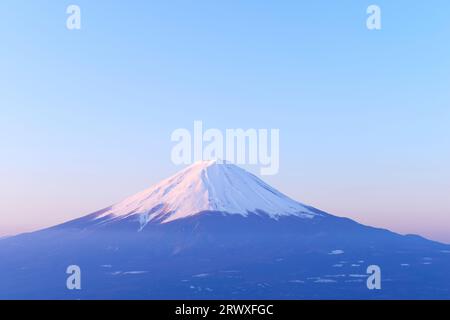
[0,1,449,242]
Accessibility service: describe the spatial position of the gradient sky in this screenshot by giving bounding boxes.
[0,1,449,242]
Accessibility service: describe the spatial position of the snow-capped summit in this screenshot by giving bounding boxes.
[93,160,317,226]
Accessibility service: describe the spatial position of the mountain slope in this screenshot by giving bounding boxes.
[71,160,318,230]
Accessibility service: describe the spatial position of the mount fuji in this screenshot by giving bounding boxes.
[1,161,449,299]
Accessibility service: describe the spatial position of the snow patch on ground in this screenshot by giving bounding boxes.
[110,270,147,275]
[314,278,337,283]
[329,250,344,255]
[123,271,148,275]
[192,273,210,278]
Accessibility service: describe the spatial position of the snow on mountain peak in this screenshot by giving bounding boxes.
[95,160,317,226]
